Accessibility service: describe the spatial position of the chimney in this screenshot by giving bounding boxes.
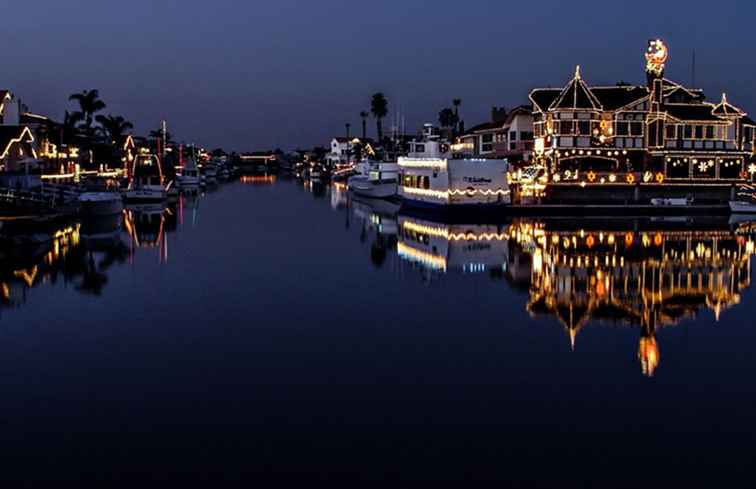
[491,106,508,124]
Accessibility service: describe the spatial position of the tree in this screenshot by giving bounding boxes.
[62,111,83,144]
[68,89,106,133]
[438,107,458,129]
[453,98,462,133]
[346,122,351,139]
[370,93,388,143]
[351,141,365,162]
[95,114,133,143]
[359,111,369,139]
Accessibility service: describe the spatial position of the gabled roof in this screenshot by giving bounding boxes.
[743,116,756,127]
[463,121,501,135]
[664,103,723,122]
[0,126,34,158]
[504,105,533,124]
[591,86,648,110]
[530,89,561,113]
[549,66,603,111]
[712,93,746,117]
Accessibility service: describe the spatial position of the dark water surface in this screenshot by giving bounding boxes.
[2,176,755,485]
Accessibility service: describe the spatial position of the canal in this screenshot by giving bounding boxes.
[1,175,755,484]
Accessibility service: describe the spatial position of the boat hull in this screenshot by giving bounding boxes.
[122,189,167,203]
[348,180,397,199]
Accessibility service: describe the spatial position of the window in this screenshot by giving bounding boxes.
[510,131,517,141]
[695,126,704,139]
[415,144,425,153]
[578,121,591,135]
[630,122,643,136]
[665,125,676,139]
[616,122,629,136]
[683,125,693,139]
[481,134,493,143]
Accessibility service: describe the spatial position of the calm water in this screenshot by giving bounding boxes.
[2,176,755,484]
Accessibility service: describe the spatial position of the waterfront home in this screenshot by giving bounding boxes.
[327,137,377,167]
[456,106,534,163]
[527,39,756,204]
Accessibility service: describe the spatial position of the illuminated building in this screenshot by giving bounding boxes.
[529,40,756,204]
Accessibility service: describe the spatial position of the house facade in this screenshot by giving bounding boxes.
[456,106,534,163]
[527,40,756,203]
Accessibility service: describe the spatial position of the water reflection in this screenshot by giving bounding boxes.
[348,195,756,377]
[0,193,202,312]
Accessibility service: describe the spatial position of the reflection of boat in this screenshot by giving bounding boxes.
[124,204,167,248]
[352,197,400,236]
[398,125,510,210]
[80,214,123,249]
[79,192,124,217]
[348,161,399,199]
[397,214,510,274]
[651,197,693,207]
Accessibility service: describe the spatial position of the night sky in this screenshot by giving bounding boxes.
[4,0,754,151]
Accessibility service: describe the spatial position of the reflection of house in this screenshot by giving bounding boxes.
[511,219,755,376]
[457,106,534,163]
[529,40,756,203]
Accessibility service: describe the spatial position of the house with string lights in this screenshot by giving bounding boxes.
[455,106,535,164]
[525,40,756,204]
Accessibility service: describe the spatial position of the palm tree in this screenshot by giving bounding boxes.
[62,111,83,144]
[68,90,106,132]
[95,114,133,143]
[346,122,351,139]
[370,93,388,143]
[438,108,457,129]
[453,98,462,134]
[149,127,172,143]
[359,111,369,139]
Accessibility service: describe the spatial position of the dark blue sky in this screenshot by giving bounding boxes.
[4,0,754,151]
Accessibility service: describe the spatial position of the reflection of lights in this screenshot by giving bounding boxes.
[401,220,509,241]
[397,242,447,271]
[639,336,660,377]
[240,175,276,184]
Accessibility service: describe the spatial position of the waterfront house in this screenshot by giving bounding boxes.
[327,137,376,166]
[456,106,534,163]
[527,40,756,204]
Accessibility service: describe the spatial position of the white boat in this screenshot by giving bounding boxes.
[730,200,756,213]
[79,192,124,217]
[397,124,510,209]
[123,155,167,203]
[347,161,399,199]
[651,197,693,207]
[202,162,218,183]
[177,154,201,188]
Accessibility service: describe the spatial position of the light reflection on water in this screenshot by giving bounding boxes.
[1,177,756,482]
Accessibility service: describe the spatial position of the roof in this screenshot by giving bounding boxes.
[333,137,376,145]
[742,116,756,127]
[664,103,722,122]
[549,67,603,111]
[504,105,533,124]
[0,126,34,158]
[530,89,562,113]
[712,93,746,117]
[591,86,648,110]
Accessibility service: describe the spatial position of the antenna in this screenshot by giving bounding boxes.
[691,49,697,87]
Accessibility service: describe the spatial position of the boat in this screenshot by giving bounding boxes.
[202,162,218,183]
[397,124,510,210]
[79,192,124,217]
[730,185,756,213]
[123,155,167,203]
[347,160,399,199]
[177,153,201,188]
